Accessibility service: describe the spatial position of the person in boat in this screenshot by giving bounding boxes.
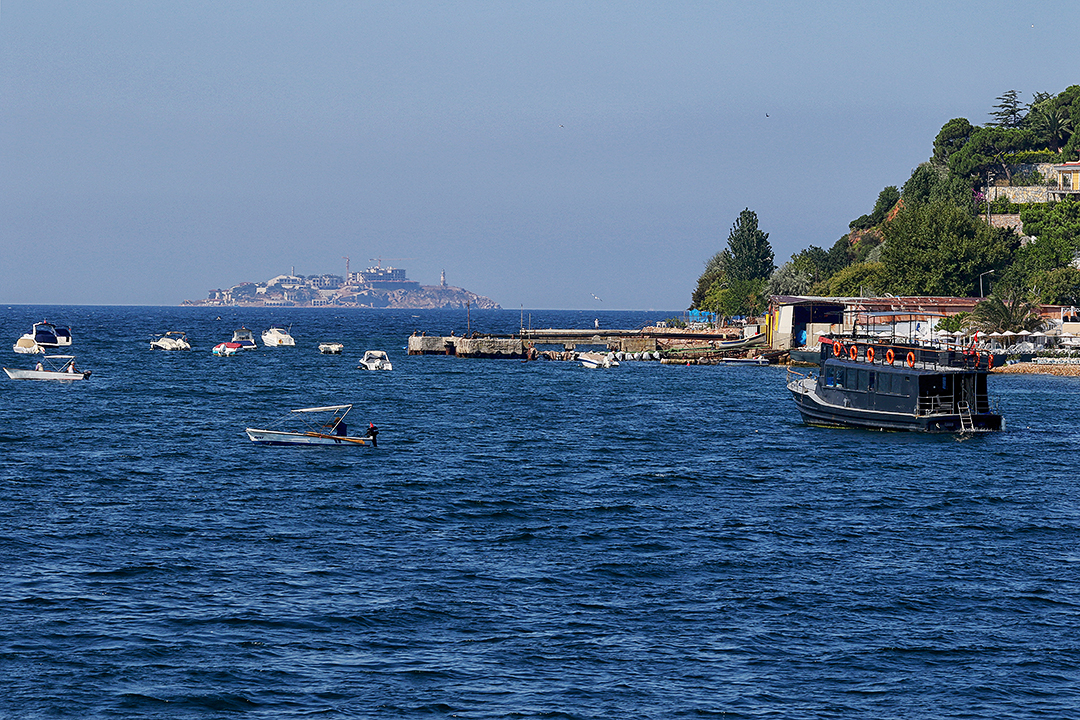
[35,361,43,371]
[364,423,378,447]
[67,360,77,373]
[336,420,348,437]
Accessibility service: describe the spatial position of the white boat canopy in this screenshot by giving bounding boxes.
[292,405,352,413]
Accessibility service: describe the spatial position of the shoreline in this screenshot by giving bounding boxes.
[992,363,1080,377]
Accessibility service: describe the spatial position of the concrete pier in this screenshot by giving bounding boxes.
[408,327,769,360]
[408,335,528,358]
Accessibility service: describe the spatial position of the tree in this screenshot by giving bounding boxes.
[947,126,1035,184]
[966,287,1046,333]
[902,162,974,210]
[765,261,813,297]
[881,200,1018,296]
[990,89,1025,128]
[819,262,889,297]
[720,209,775,282]
[690,250,725,309]
[933,118,975,163]
[702,277,767,318]
[1029,104,1074,153]
[849,186,901,230]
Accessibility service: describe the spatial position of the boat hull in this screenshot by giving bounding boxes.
[246,428,372,446]
[4,368,89,381]
[789,381,1002,433]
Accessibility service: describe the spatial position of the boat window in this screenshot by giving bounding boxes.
[835,368,845,388]
[825,366,836,386]
[867,371,875,391]
[849,369,859,391]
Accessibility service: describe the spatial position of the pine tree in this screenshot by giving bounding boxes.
[722,209,775,283]
[990,90,1025,128]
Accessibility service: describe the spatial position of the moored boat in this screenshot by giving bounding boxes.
[13,320,73,354]
[231,327,258,350]
[4,355,91,381]
[245,405,378,446]
[358,350,393,370]
[151,331,191,350]
[318,342,344,354]
[262,325,295,347]
[579,351,619,368]
[212,342,242,356]
[787,337,1003,433]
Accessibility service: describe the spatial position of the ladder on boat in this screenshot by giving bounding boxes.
[957,401,974,432]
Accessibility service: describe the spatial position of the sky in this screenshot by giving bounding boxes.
[2,1,1077,309]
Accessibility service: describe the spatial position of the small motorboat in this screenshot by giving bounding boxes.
[262,325,296,347]
[319,342,344,354]
[231,327,258,350]
[246,404,378,447]
[151,331,191,350]
[212,342,242,356]
[716,356,769,365]
[579,352,619,369]
[13,320,73,354]
[4,355,91,381]
[359,350,393,370]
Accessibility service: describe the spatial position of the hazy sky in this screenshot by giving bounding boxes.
[2,1,1077,308]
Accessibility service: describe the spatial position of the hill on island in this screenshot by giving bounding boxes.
[183,266,500,309]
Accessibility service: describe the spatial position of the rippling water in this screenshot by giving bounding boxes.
[2,305,1080,719]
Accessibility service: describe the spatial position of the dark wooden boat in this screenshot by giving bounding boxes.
[787,337,1003,433]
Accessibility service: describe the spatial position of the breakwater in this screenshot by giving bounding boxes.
[407,327,767,360]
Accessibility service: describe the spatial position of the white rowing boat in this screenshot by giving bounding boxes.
[4,355,91,381]
[245,405,378,446]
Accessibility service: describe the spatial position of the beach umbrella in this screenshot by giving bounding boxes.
[989,332,1003,338]
[1017,330,1031,336]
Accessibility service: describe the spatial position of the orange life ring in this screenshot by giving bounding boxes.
[987,353,994,370]
[906,351,916,368]
[885,349,895,364]
[833,341,842,357]
[866,346,875,363]
[849,344,858,361]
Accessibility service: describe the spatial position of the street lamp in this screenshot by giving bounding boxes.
[979,270,995,298]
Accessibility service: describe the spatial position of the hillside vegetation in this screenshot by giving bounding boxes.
[692,86,1080,316]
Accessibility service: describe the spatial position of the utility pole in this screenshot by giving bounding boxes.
[343,256,350,282]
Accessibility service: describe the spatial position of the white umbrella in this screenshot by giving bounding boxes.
[1017,330,1031,336]
[989,332,1004,338]
[1002,330,1016,336]
[952,330,965,337]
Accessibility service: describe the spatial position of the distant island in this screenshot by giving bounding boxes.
[182,264,500,309]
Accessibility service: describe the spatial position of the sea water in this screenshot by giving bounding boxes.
[2,305,1079,719]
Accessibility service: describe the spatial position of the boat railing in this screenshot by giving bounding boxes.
[917,390,991,417]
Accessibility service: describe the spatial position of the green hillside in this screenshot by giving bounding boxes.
[693,86,1080,315]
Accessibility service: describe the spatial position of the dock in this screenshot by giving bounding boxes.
[407,327,770,361]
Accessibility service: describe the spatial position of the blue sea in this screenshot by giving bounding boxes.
[2,305,1080,719]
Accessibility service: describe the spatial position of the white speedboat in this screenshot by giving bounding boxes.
[13,320,72,354]
[262,325,295,347]
[579,352,619,369]
[358,350,393,370]
[151,331,191,350]
[318,342,344,354]
[246,405,378,447]
[4,355,91,381]
[231,327,258,350]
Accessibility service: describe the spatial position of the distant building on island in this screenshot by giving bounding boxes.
[188,263,498,310]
